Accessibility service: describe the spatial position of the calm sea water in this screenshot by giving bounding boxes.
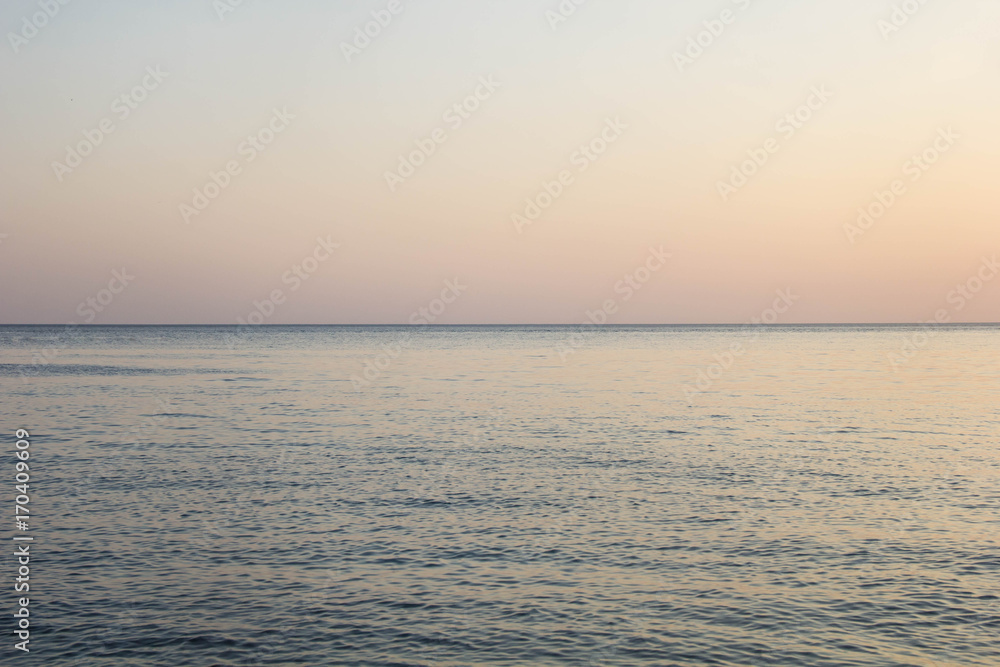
[1,325,998,666]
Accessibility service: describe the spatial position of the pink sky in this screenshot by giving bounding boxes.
[2,0,999,323]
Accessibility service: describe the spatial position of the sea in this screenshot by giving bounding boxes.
[1,325,997,666]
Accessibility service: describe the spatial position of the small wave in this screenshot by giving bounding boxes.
[0,363,195,376]
[143,413,217,419]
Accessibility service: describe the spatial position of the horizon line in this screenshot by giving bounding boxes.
[2,323,999,327]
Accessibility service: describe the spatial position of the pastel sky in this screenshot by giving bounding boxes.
[2,0,999,324]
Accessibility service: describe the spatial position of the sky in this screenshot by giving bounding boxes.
[1,0,999,324]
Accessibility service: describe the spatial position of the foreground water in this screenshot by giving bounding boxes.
[1,325,997,666]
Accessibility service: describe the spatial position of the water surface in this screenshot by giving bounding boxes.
[2,325,998,666]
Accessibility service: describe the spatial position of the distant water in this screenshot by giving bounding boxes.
[2,325,998,666]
